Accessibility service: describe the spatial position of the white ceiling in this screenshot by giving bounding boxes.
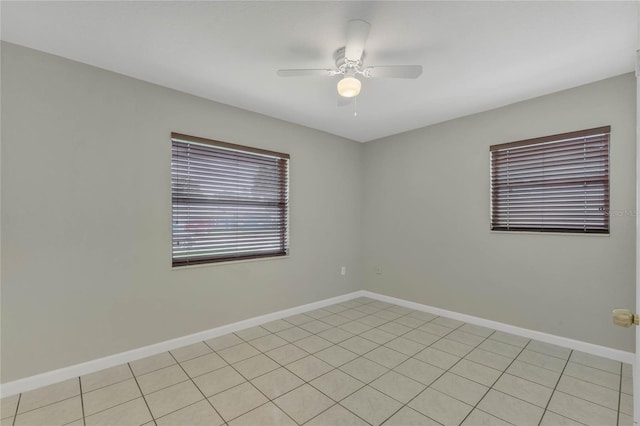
[1,1,637,142]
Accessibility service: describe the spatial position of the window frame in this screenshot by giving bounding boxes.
[490,126,611,235]
[171,132,290,267]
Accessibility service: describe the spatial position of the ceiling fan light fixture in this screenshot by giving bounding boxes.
[337,76,361,98]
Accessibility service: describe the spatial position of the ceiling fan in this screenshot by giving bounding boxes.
[277,19,423,99]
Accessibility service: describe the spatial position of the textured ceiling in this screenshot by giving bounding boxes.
[1,1,637,142]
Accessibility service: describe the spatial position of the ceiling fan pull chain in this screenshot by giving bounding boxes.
[354,96,357,117]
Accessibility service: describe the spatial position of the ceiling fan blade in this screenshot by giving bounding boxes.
[344,19,370,61]
[277,69,334,77]
[363,65,423,79]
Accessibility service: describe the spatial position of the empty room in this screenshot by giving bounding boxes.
[1,1,638,425]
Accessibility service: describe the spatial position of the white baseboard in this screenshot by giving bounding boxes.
[0,290,366,398]
[2,289,634,398]
[362,290,635,365]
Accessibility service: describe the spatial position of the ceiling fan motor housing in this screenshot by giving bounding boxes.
[334,47,364,75]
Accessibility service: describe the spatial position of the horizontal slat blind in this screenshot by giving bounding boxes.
[172,133,289,266]
[490,126,610,234]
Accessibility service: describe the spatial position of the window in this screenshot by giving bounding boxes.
[490,126,610,234]
[171,133,289,266]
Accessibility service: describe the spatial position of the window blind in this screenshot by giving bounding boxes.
[171,133,289,266]
[490,126,610,234]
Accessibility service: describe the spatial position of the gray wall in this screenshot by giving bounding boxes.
[1,42,364,382]
[2,41,636,384]
[362,73,636,352]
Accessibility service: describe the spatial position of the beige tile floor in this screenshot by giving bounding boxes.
[0,297,634,426]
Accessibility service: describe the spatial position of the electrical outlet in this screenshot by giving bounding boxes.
[375,266,382,275]
[341,266,346,276]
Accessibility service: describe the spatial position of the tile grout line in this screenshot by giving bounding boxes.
[201,335,304,425]
[616,362,622,426]
[509,344,625,377]
[78,377,86,426]
[552,389,618,422]
[10,393,96,420]
[458,339,531,426]
[165,350,231,426]
[10,393,20,426]
[537,348,572,426]
[377,321,499,425]
[518,355,620,379]
[551,386,625,415]
[78,378,129,396]
[436,329,508,423]
[559,357,626,377]
[512,350,578,375]
[126,363,157,426]
[564,361,625,376]
[559,370,622,395]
